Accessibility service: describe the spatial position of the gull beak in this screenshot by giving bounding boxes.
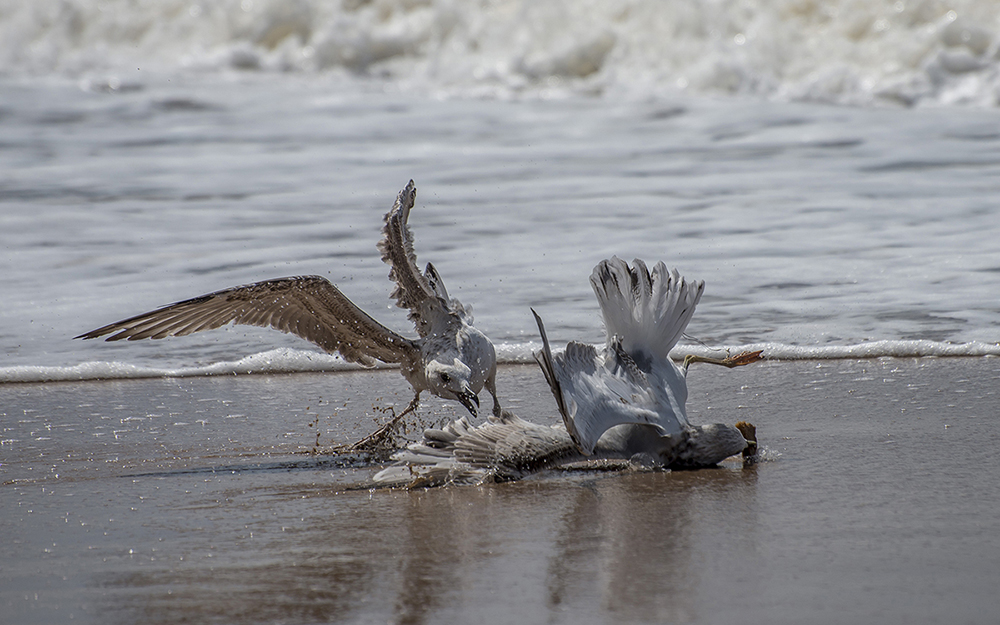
[734,421,758,459]
[458,389,480,418]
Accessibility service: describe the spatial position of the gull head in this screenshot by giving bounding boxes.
[672,423,750,468]
[426,358,479,417]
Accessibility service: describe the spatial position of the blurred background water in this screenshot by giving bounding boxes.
[2,0,1000,381]
[5,0,1000,106]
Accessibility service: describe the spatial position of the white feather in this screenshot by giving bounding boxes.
[534,257,703,455]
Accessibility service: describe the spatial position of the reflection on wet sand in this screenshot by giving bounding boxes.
[385,464,763,624]
[546,467,760,623]
[93,484,387,624]
[91,464,758,625]
[393,489,474,625]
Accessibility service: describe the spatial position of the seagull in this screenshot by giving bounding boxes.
[373,257,761,487]
[76,180,500,449]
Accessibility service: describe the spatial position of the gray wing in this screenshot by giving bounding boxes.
[447,412,582,476]
[373,412,583,487]
[377,180,466,336]
[533,309,677,456]
[75,275,418,367]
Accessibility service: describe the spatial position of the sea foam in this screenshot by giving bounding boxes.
[3,341,997,384]
[0,348,375,384]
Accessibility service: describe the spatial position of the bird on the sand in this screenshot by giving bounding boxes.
[77,180,500,450]
[373,257,762,487]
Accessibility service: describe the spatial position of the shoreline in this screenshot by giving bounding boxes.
[3,342,1000,386]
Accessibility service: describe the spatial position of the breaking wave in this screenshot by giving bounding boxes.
[2,0,1000,106]
[2,340,997,384]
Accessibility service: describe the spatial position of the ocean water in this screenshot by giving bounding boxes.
[3,1,1000,383]
[2,73,1000,382]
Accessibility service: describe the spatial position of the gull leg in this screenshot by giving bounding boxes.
[683,350,764,373]
[486,374,504,422]
[345,392,422,453]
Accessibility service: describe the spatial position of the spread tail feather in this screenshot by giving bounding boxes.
[590,257,704,362]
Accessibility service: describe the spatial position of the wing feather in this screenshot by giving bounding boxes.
[76,275,418,366]
[451,414,581,476]
[184,307,241,336]
[534,309,668,455]
[377,180,454,337]
[531,308,569,419]
[373,413,583,486]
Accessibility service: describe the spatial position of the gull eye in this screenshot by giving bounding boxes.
[440,373,451,383]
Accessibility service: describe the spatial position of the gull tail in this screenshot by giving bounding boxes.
[589,257,704,362]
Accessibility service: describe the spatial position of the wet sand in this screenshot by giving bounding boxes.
[3,358,1000,624]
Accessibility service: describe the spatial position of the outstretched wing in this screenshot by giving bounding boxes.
[533,309,682,455]
[75,275,418,367]
[590,257,704,363]
[373,413,582,487]
[377,180,462,336]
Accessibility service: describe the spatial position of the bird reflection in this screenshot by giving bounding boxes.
[387,465,761,624]
[545,467,761,622]
[91,453,760,625]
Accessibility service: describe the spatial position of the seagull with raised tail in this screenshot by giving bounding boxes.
[373,257,761,487]
[77,180,500,450]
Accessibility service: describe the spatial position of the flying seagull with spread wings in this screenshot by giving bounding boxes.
[77,180,500,449]
[373,257,761,487]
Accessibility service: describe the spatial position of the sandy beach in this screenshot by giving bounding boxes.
[3,357,999,624]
